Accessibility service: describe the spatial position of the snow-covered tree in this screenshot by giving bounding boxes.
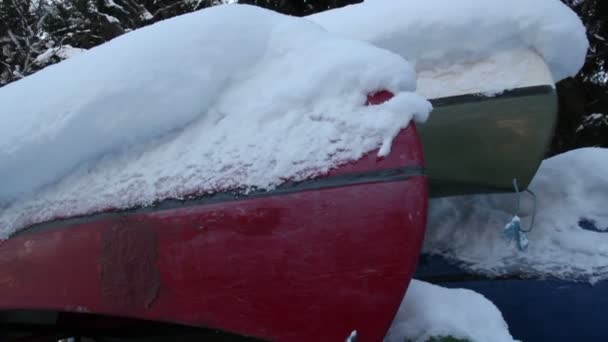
[1,0,226,87]
[237,0,361,16]
[552,0,608,153]
[0,0,56,86]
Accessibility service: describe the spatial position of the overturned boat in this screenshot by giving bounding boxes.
[0,49,558,340]
[0,92,428,341]
[0,51,559,342]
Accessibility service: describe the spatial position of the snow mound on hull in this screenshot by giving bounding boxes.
[424,148,608,283]
[386,280,517,342]
[309,0,588,83]
[0,5,430,237]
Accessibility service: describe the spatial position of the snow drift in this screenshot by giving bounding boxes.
[386,280,517,342]
[0,4,430,237]
[424,148,608,283]
[309,0,588,84]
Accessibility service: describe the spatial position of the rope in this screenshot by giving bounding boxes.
[503,178,538,251]
[512,178,537,233]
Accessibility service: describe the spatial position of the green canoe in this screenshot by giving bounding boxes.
[417,51,558,197]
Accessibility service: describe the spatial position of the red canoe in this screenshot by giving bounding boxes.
[0,92,428,341]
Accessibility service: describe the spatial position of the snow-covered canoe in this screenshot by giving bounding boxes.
[0,93,428,341]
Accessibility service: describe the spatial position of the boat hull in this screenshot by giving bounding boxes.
[421,85,557,197]
[0,123,427,341]
[417,50,558,197]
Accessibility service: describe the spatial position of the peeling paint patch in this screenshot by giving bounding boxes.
[100,216,160,310]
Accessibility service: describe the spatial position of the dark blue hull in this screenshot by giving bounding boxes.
[416,255,608,342]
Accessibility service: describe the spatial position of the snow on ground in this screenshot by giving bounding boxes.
[309,0,588,96]
[424,148,608,283]
[386,280,518,342]
[0,4,430,237]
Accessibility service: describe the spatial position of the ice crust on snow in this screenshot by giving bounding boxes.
[309,0,588,87]
[386,280,517,342]
[0,5,430,237]
[424,148,608,283]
